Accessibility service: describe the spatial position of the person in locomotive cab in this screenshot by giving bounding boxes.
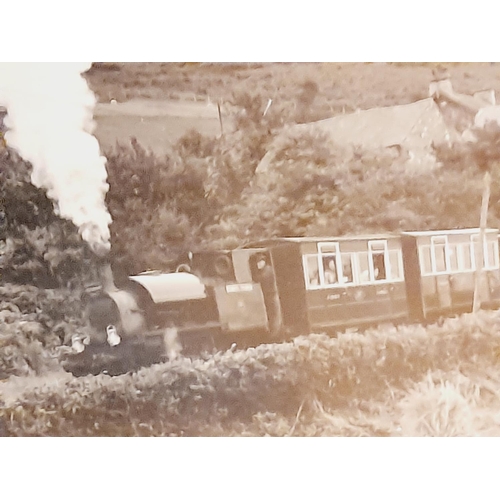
[253,254,282,338]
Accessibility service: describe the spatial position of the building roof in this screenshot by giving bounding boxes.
[256,98,460,174]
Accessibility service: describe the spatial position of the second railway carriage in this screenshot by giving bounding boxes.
[401,228,500,320]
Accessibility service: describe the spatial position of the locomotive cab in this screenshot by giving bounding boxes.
[185,249,276,340]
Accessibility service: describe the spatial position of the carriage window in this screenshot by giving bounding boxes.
[431,236,447,273]
[340,254,353,284]
[389,250,402,280]
[304,255,320,287]
[317,242,341,287]
[487,240,499,268]
[448,244,459,271]
[322,255,338,285]
[471,235,484,269]
[458,243,473,271]
[369,241,388,281]
[372,253,386,280]
[419,246,432,275]
[358,252,371,283]
[471,234,499,270]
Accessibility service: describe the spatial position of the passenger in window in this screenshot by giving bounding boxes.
[309,269,319,286]
[323,258,338,284]
[360,269,370,282]
[373,254,386,280]
[342,262,353,282]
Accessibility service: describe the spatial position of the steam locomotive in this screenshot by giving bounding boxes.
[64,227,500,375]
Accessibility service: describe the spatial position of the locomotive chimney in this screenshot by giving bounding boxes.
[97,256,118,293]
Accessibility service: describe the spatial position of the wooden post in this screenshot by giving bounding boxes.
[218,101,223,137]
[472,170,491,313]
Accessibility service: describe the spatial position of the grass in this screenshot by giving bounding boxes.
[94,114,220,156]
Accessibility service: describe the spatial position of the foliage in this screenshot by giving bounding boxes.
[0,149,98,288]
[104,137,215,275]
[0,283,88,379]
[201,128,500,248]
[102,90,285,270]
[469,122,500,172]
[3,311,500,436]
[434,121,500,223]
[0,148,95,379]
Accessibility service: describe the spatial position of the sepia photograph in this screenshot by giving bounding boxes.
[1,3,500,496]
[4,61,500,439]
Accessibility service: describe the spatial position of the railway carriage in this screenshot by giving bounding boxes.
[401,228,500,320]
[237,235,407,335]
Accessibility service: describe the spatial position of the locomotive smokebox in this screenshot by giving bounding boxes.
[84,257,146,343]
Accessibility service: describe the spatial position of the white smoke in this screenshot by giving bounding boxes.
[0,62,112,255]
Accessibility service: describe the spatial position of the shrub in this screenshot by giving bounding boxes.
[0,149,98,288]
[3,311,500,436]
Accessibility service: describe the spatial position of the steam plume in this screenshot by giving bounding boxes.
[0,62,111,255]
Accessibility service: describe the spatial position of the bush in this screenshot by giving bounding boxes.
[0,148,98,378]
[0,149,98,288]
[3,311,500,436]
[0,283,88,379]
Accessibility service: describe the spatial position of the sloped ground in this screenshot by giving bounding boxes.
[86,63,500,156]
[85,62,500,111]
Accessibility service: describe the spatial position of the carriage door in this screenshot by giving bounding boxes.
[472,233,493,304]
[431,236,452,309]
[269,243,309,335]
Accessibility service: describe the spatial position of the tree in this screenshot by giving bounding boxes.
[0,148,98,288]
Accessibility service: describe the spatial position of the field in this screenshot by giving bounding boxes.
[89,62,500,155]
[94,99,221,156]
[3,62,500,437]
[85,62,500,108]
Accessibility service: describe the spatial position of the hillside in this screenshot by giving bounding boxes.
[85,62,500,156]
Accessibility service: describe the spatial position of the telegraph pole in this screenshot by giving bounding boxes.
[472,170,491,312]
